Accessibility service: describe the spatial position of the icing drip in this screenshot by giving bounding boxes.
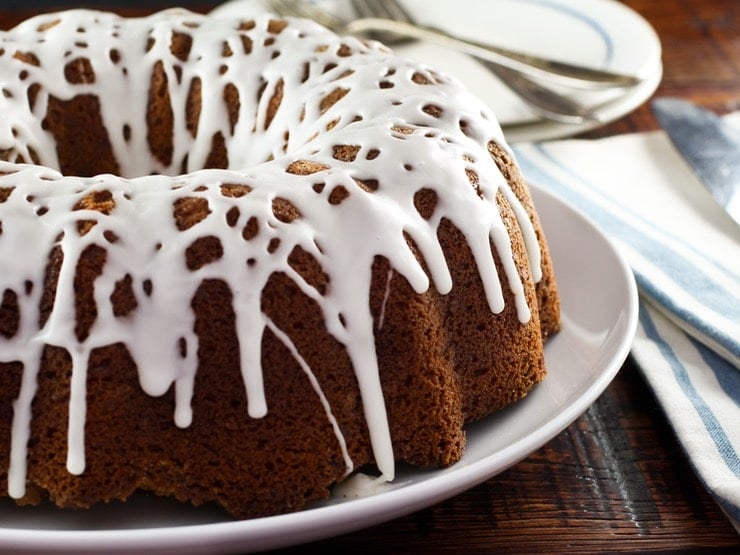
[0,9,543,498]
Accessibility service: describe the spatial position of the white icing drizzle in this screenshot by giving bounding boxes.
[376,269,394,331]
[0,9,543,499]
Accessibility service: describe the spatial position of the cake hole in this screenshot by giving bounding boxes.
[466,168,479,188]
[27,83,40,110]
[391,125,414,135]
[267,237,281,253]
[336,43,352,57]
[173,197,211,231]
[334,69,354,81]
[422,104,443,118]
[328,185,349,205]
[13,51,40,66]
[355,178,379,193]
[204,132,228,169]
[36,19,61,32]
[312,182,325,193]
[267,19,288,34]
[148,60,175,166]
[411,71,432,85]
[0,288,19,339]
[186,77,202,138]
[326,117,340,131]
[272,197,301,223]
[240,34,253,54]
[185,236,224,271]
[64,57,95,84]
[319,87,349,114]
[264,78,284,130]
[170,31,193,61]
[413,188,438,220]
[242,216,259,241]
[220,183,252,198]
[226,206,240,227]
[286,160,328,176]
[224,82,240,134]
[173,65,183,85]
[110,273,137,317]
[142,279,153,297]
[74,189,115,235]
[332,144,360,162]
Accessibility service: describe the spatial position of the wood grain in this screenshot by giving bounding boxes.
[0,1,738,552]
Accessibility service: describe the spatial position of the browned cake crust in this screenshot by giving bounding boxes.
[0,9,559,519]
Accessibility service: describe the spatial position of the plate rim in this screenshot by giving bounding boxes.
[0,181,639,554]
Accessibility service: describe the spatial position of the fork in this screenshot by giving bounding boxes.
[267,0,629,123]
[268,0,640,91]
[358,0,633,123]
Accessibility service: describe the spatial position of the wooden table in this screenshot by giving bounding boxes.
[2,1,739,552]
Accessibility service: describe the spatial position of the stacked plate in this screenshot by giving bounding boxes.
[214,0,663,142]
[392,0,663,142]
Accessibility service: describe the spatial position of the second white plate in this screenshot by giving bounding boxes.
[213,0,663,142]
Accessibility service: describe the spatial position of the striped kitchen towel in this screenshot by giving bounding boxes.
[513,114,740,532]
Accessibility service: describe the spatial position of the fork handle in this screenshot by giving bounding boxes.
[345,18,640,90]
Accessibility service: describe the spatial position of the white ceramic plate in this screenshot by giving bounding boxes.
[0,182,638,554]
[212,0,662,142]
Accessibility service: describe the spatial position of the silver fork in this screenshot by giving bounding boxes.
[268,0,640,90]
[350,0,640,90]
[267,0,629,123]
[356,0,633,124]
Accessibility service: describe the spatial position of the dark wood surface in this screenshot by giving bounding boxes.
[1,1,738,553]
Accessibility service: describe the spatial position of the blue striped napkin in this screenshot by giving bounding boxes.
[513,114,740,532]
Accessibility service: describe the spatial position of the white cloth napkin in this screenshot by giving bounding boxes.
[513,113,740,532]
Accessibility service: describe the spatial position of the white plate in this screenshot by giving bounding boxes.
[0,182,638,554]
[212,0,662,142]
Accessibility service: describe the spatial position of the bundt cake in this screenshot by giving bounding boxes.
[0,7,560,518]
